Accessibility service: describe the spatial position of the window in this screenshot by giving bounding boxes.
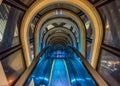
[0,3,24,52]
[98,49,120,86]
[1,50,26,86]
[98,1,120,49]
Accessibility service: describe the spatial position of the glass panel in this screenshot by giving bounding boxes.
[1,49,26,86]
[98,1,120,49]
[29,17,38,60]
[29,17,38,40]
[63,24,72,29]
[80,15,94,39]
[86,42,92,63]
[0,3,24,52]
[98,49,120,86]
[30,42,34,62]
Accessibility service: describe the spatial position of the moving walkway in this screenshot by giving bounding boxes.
[15,46,108,86]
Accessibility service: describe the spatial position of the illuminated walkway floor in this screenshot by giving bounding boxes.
[26,58,96,86]
[48,59,70,86]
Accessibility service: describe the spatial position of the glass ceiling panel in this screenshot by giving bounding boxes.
[47,24,55,30]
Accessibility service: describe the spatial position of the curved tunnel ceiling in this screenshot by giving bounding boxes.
[42,27,77,48]
[34,9,86,56]
[45,33,73,46]
[39,17,80,39]
[21,0,103,68]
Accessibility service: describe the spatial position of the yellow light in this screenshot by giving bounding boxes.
[106,20,110,29]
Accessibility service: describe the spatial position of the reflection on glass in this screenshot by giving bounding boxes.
[1,50,26,86]
[86,42,92,63]
[47,24,55,30]
[30,42,34,62]
[98,49,120,86]
[0,4,9,42]
[0,3,23,52]
[80,14,93,39]
[63,24,72,29]
[98,1,120,48]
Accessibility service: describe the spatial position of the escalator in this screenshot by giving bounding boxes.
[48,59,70,86]
[15,46,108,86]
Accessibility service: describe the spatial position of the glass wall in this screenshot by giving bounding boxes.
[98,50,120,86]
[86,42,92,63]
[80,14,94,39]
[80,14,94,63]
[97,1,120,86]
[1,50,26,86]
[0,3,24,52]
[98,1,120,49]
[29,17,39,60]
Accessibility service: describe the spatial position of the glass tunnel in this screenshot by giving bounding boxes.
[25,45,96,86]
[0,0,120,86]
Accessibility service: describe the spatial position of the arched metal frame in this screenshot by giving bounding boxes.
[46,34,72,45]
[35,10,86,57]
[51,40,67,46]
[45,34,72,47]
[49,38,69,46]
[20,0,103,68]
[39,17,80,39]
[42,27,77,48]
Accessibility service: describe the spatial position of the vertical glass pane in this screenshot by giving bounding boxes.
[98,1,120,48]
[80,15,94,39]
[0,4,9,47]
[29,18,38,61]
[0,3,24,52]
[1,50,26,86]
[30,42,34,62]
[29,17,38,40]
[86,42,92,63]
[98,49,120,86]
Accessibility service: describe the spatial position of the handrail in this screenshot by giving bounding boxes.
[0,44,22,60]
[15,46,50,86]
[69,46,108,86]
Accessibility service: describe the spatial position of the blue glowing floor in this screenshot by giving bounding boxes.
[26,58,96,86]
[48,59,70,86]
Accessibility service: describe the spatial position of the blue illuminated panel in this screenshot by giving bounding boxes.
[25,46,97,86]
[48,59,70,86]
[47,50,67,58]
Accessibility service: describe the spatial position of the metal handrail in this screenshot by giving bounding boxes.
[70,46,108,86]
[15,46,50,86]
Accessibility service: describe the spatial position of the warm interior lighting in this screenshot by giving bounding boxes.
[30,23,35,32]
[63,24,71,29]
[8,79,14,85]
[106,20,110,29]
[85,20,90,30]
[47,24,55,30]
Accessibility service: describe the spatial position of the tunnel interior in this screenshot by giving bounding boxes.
[25,45,97,86]
[0,0,120,86]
